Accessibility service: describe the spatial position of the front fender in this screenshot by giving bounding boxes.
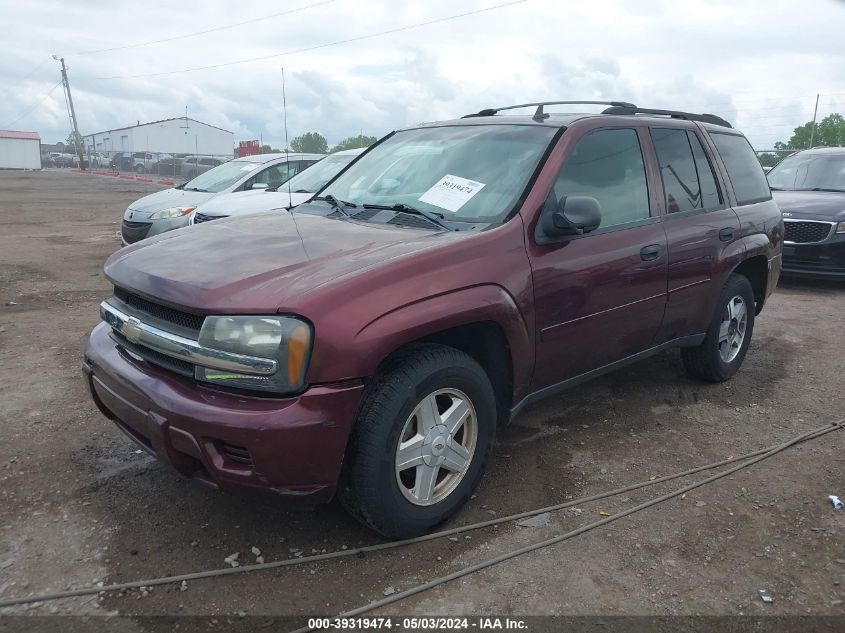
[333,284,533,401]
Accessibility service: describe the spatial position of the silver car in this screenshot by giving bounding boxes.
[188,148,367,225]
[120,152,323,245]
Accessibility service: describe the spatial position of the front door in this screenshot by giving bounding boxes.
[526,127,669,390]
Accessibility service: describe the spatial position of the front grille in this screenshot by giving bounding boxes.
[219,442,254,467]
[113,287,205,334]
[193,212,223,224]
[784,220,833,243]
[112,331,195,377]
[121,219,152,243]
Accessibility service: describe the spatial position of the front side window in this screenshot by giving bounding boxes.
[651,128,721,212]
[319,124,558,224]
[552,128,650,229]
[767,152,845,192]
[710,133,771,205]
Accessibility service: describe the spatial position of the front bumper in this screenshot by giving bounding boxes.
[781,233,845,279]
[83,322,363,501]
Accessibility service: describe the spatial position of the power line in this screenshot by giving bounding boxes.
[73,0,336,55]
[1,81,63,129]
[96,0,528,80]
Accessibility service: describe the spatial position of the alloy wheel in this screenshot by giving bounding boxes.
[395,388,478,506]
[718,295,748,363]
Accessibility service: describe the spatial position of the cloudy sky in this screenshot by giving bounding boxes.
[2,0,844,151]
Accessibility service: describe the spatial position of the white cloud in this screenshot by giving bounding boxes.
[1,0,844,151]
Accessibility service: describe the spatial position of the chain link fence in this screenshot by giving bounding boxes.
[42,149,234,182]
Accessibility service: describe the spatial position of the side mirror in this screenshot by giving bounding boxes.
[540,196,602,241]
[251,182,270,190]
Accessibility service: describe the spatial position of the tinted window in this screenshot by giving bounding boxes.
[553,128,650,228]
[710,133,771,205]
[651,128,721,212]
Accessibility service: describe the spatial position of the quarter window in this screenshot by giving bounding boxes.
[710,133,771,205]
[651,128,721,213]
[552,128,651,229]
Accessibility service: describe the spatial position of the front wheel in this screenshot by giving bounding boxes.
[339,344,496,538]
[682,273,755,382]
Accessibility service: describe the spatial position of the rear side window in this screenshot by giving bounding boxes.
[553,128,651,229]
[710,133,771,205]
[651,128,721,212]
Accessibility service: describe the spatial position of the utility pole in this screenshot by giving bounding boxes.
[809,93,819,149]
[54,56,85,170]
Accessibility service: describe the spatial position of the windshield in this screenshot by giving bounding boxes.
[318,125,558,223]
[767,153,845,192]
[281,153,358,193]
[183,160,259,193]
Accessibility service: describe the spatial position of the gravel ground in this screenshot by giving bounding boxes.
[0,170,843,626]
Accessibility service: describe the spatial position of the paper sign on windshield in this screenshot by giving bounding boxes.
[418,174,485,212]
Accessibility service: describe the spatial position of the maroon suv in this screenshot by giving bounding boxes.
[83,101,782,537]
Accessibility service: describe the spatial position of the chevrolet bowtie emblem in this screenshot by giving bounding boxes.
[121,317,143,344]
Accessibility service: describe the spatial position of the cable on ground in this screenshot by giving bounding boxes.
[0,420,840,611]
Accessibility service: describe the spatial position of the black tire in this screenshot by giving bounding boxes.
[135,164,145,174]
[339,344,496,538]
[682,273,755,382]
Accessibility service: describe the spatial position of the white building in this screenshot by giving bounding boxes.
[83,117,233,158]
[0,130,41,169]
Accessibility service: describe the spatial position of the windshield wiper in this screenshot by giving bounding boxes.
[361,203,452,231]
[809,187,845,192]
[183,187,207,192]
[312,194,357,216]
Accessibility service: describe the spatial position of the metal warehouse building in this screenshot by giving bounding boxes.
[83,117,234,157]
[0,130,41,169]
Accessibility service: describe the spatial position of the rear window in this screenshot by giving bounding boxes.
[710,133,771,205]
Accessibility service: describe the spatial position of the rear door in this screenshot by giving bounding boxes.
[527,125,669,389]
[646,125,742,343]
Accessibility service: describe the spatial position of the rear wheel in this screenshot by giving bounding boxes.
[682,273,755,382]
[339,344,496,538]
[135,164,145,174]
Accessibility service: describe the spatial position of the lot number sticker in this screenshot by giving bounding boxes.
[419,174,485,212]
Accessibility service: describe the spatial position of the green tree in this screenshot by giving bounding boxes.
[783,113,845,149]
[259,144,282,154]
[65,131,83,152]
[757,152,782,168]
[290,132,328,154]
[330,134,378,153]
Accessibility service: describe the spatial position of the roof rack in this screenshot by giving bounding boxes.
[461,101,732,128]
[462,101,636,121]
[601,105,732,128]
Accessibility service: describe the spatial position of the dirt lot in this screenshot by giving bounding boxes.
[1,170,843,626]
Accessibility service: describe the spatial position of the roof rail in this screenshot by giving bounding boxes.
[462,101,637,121]
[601,105,732,128]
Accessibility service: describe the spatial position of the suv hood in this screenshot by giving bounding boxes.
[124,188,217,221]
[773,190,845,222]
[105,211,463,313]
[193,189,310,219]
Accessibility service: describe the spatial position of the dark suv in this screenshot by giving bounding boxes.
[767,147,845,278]
[83,101,782,537]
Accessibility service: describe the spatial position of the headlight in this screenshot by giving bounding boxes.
[837,221,845,234]
[149,206,196,220]
[195,316,312,393]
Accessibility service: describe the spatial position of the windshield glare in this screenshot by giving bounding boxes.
[767,153,845,191]
[282,154,357,193]
[183,160,260,193]
[319,125,558,223]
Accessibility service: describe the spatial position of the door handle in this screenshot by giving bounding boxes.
[640,244,662,261]
[719,227,734,242]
